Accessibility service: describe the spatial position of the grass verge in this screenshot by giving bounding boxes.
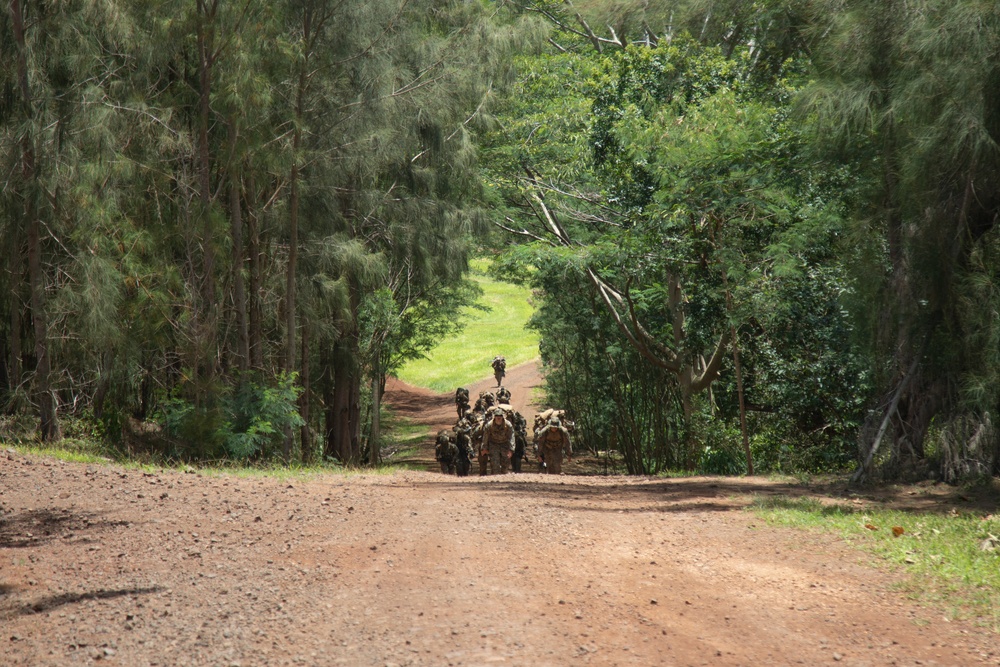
[751,495,1000,631]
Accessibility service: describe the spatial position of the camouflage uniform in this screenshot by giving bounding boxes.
[468,415,488,476]
[491,356,506,387]
[435,429,459,474]
[454,418,474,477]
[536,418,572,475]
[497,386,511,404]
[510,411,528,473]
[482,409,515,475]
[455,387,471,419]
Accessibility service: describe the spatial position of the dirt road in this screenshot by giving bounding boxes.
[1,362,997,666]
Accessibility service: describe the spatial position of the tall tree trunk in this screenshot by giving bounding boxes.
[283,9,310,461]
[299,320,312,463]
[12,0,59,441]
[196,0,219,391]
[228,123,249,375]
[321,342,336,460]
[8,241,24,404]
[369,344,381,466]
[731,329,753,475]
[866,0,932,471]
[722,276,753,475]
[27,211,59,441]
[283,156,300,462]
[330,335,362,464]
[247,173,264,371]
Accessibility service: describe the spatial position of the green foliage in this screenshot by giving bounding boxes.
[158,374,303,462]
[223,374,305,459]
[1,0,531,465]
[797,0,1000,479]
[753,496,1000,630]
[698,445,748,476]
[694,413,747,475]
[491,32,864,473]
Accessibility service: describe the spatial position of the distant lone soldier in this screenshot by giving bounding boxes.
[491,355,506,387]
[435,429,459,474]
[455,387,471,419]
[481,407,515,475]
[536,417,572,475]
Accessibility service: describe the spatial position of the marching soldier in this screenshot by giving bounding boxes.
[454,417,474,477]
[491,355,506,387]
[435,429,459,474]
[455,387,471,419]
[481,407,515,475]
[511,411,529,473]
[535,416,572,475]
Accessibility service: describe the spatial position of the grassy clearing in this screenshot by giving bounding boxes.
[395,259,540,392]
[751,496,1000,631]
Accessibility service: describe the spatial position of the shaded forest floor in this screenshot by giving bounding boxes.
[1,361,999,666]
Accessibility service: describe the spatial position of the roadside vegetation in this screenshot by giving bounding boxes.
[2,0,999,490]
[752,491,1000,631]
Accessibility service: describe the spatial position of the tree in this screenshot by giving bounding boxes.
[485,16,867,472]
[803,0,1000,481]
[2,0,135,440]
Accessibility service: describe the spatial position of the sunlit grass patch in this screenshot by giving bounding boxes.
[7,442,114,466]
[396,259,540,392]
[751,496,1000,631]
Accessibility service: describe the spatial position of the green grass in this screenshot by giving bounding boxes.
[751,496,1000,631]
[395,258,540,392]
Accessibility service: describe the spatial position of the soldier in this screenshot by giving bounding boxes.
[455,387,471,419]
[454,417,474,477]
[510,411,529,473]
[481,407,515,475]
[533,409,557,472]
[435,429,458,474]
[480,390,497,409]
[536,417,572,475]
[469,413,488,476]
[491,355,506,387]
[497,386,511,404]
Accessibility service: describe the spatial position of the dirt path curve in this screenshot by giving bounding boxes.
[1,362,997,667]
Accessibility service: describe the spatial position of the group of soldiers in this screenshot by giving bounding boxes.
[434,357,573,476]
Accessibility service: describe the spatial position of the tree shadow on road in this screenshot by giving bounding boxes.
[415,473,1000,516]
[0,508,132,549]
[1,586,163,618]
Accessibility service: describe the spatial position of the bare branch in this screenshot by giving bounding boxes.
[496,218,557,246]
[588,269,680,372]
[623,279,680,362]
[690,328,732,393]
